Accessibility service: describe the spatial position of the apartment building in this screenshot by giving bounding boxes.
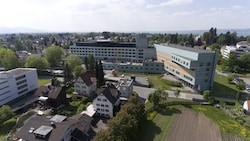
[0,68,38,106]
[155,44,217,92]
[69,34,156,63]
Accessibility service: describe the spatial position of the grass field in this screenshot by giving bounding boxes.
[38,79,51,86]
[188,105,250,141]
[139,105,181,141]
[212,73,245,100]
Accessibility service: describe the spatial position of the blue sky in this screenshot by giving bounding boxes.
[0,0,250,32]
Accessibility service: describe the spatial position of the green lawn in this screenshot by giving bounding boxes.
[38,79,51,86]
[139,105,181,141]
[212,73,245,100]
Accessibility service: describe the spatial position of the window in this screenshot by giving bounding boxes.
[105,105,109,107]
[101,104,104,107]
[105,109,109,112]
[96,104,100,106]
[97,98,101,101]
[103,99,107,102]
[97,108,100,111]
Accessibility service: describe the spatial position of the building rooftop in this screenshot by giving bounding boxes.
[74,40,136,48]
[1,68,36,76]
[50,115,67,123]
[15,114,92,141]
[33,125,53,136]
[159,43,214,54]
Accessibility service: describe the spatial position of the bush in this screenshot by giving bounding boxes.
[66,87,74,94]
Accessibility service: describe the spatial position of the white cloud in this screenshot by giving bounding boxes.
[147,0,193,8]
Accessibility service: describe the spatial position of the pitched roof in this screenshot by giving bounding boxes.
[79,71,96,86]
[15,114,92,141]
[34,86,63,99]
[96,84,120,104]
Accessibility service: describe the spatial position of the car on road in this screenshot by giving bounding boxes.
[245,84,250,91]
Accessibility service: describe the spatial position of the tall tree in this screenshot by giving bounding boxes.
[64,63,73,84]
[84,56,89,70]
[96,60,105,88]
[45,46,63,67]
[0,47,20,70]
[25,55,50,72]
[87,54,95,71]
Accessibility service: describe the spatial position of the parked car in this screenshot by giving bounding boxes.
[245,84,250,91]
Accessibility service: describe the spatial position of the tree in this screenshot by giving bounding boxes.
[65,54,82,70]
[203,90,211,101]
[45,46,63,67]
[87,54,95,71]
[148,89,168,107]
[95,95,145,141]
[25,55,50,72]
[236,81,245,91]
[14,39,26,51]
[0,47,20,70]
[73,65,85,77]
[227,75,234,83]
[174,89,180,98]
[187,33,194,47]
[96,60,105,88]
[64,63,73,84]
[238,53,250,73]
[0,105,15,124]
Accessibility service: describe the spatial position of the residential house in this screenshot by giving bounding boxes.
[35,85,66,108]
[15,114,92,141]
[93,84,121,118]
[74,71,96,98]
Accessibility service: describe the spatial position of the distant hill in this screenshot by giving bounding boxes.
[0,26,42,34]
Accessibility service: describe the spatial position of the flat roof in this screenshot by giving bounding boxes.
[4,68,36,76]
[158,44,214,54]
[33,125,53,136]
[74,41,136,48]
[50,115,67,123]
[81,104,96,117]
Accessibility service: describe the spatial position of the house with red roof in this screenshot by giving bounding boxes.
[35,85,66,108]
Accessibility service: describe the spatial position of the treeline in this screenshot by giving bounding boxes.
[148,27,250,47]
[95,95,145,141]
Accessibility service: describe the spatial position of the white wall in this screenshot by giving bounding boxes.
[93,94,114,117]
[0,68,38,106]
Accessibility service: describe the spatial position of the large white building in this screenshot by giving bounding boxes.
[0,68,38,106]
[221,41,250,58]
[69,34,156,63]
